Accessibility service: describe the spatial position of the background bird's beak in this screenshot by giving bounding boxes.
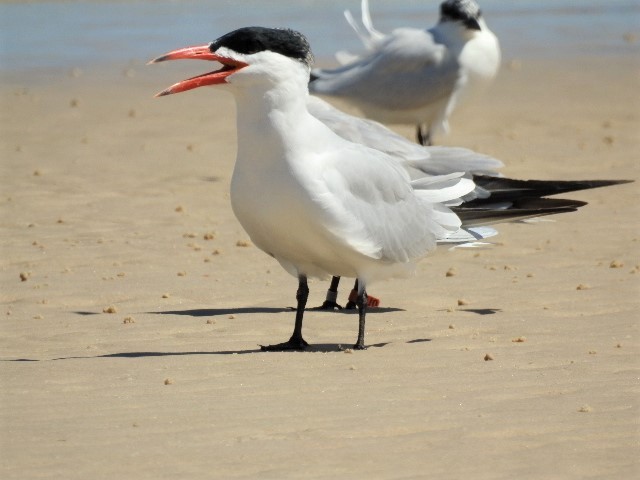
[465,18,482,31]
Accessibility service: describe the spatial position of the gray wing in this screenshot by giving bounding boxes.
[307,96,503,175]
[310,28,459,111]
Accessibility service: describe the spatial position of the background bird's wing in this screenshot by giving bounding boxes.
[311,28,459,111]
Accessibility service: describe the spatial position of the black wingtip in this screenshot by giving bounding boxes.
[470,176,634,205]
[454,197,590,227]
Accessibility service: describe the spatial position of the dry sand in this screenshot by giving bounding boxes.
[1,53,639,479]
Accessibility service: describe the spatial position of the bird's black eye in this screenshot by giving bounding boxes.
[209,26,314,67]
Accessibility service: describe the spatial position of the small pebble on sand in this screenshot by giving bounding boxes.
[457,299,469,306]
[103,306,117,314]
[578,405,592,413]
[164,378,173,385]
[609,260,624,269]
[484,353,494,361]
[123,317,135,324]
[512,336,526,343]
[19,272,30,282]
[236,240,251,247]
[576,284,590,290]
[445,267,456,277]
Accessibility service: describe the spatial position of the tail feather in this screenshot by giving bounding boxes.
[454,197,588,227]
[468,176,632,205]
[344,0,384,50]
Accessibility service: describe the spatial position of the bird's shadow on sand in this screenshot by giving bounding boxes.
[4,341,406,362]
[152,305,404,317]
[5,304,426,361]
[4,306,502,362]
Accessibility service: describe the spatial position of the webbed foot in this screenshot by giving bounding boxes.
[260,336,309,351]
[311,300,343,311]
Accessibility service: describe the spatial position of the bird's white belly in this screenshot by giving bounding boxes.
[229,163,369,279]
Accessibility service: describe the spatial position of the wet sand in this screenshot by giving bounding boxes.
[1,53,638,478]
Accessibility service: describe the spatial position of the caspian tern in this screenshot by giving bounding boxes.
[309,0,501,145]
[150,27,629,350]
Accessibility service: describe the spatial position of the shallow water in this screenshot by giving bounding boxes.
[1,0,638,73]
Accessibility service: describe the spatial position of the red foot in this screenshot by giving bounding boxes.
[367,296,380,307]
[348,289,381,308]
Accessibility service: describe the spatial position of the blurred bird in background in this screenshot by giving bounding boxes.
[310,0,501,145]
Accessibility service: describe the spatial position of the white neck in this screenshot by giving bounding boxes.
[229,61,333,172]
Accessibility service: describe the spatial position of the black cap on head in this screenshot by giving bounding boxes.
[440,0,482,30]
[209,27,314,67]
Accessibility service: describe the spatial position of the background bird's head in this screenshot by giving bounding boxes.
[439,0,483,31]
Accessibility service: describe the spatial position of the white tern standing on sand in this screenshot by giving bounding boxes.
[309,0,501,145]
[150,27,627,350]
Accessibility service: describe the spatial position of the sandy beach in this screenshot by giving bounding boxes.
[1,22,639,480]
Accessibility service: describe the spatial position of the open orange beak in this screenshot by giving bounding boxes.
[148,44,248,96]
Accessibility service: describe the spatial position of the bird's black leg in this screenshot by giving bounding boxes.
[261,275,310,351]
[416,124,432,146]
[315,276,343,310]
[353,282,368,350]
[345,279,359,310]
